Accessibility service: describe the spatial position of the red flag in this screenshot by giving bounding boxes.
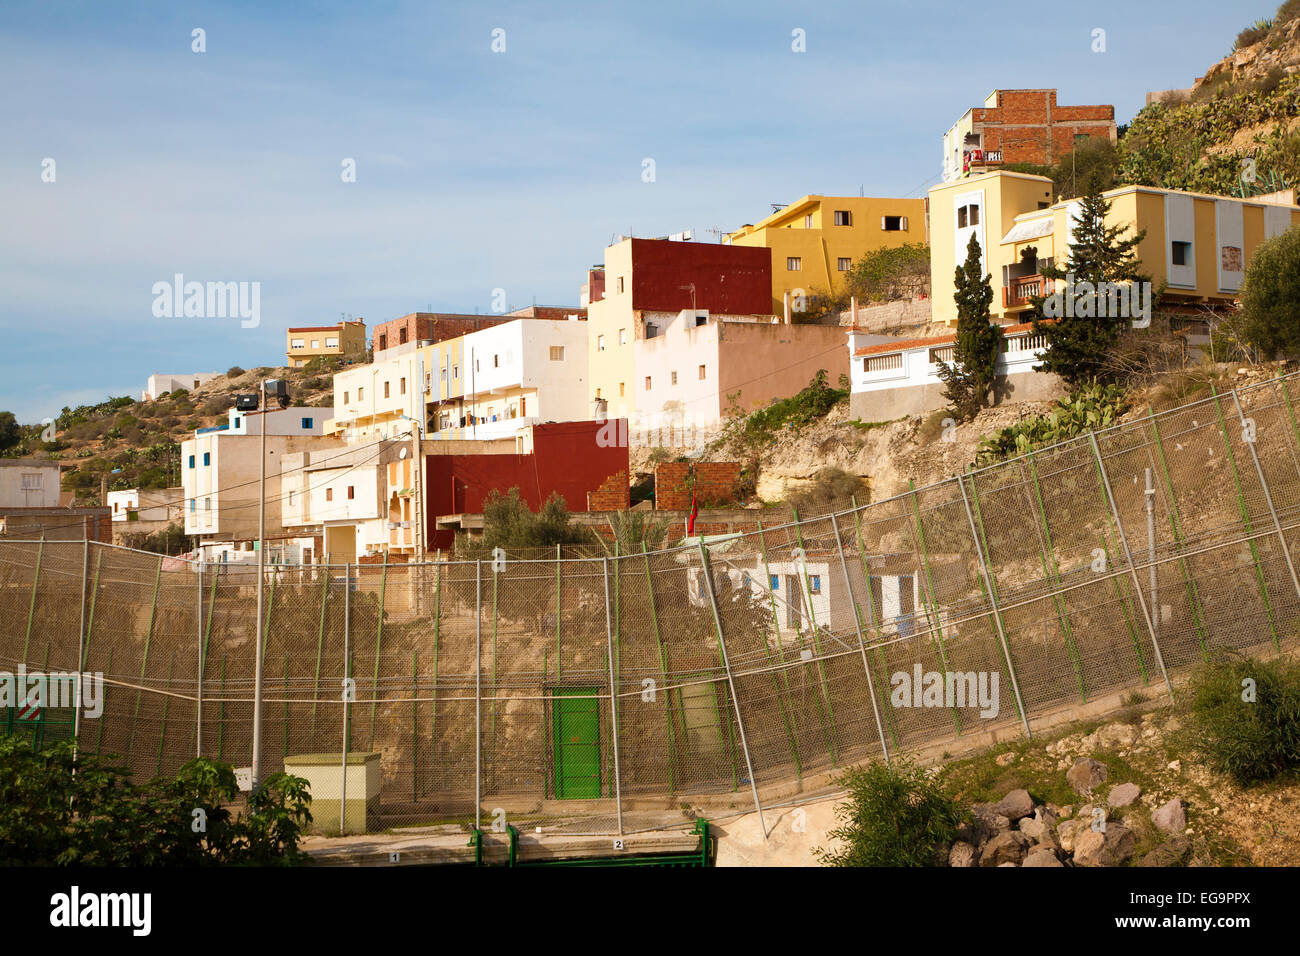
[687,485,698,536]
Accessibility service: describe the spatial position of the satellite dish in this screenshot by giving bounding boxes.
[399,447,408,459]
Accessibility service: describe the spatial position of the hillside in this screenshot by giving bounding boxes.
[0,362,339,504]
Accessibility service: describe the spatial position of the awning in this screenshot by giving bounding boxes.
[1000,217,1054,245]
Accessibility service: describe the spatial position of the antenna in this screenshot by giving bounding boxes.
[704,227,728,243]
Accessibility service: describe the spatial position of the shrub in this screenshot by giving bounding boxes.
[227,366,245,378]
[1235,19,1272,50]
[1181,653,1300,786]
[789,467,868,516]
[728,370,848,453]
[843,242,931,303]
[975,384,1129,466]
[0,738,311,865]
[1239,225,1300,358]
[816,759,967,867]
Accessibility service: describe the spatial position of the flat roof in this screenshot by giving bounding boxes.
[853,321,1042,357]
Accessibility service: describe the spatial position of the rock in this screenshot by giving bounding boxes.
[993,788,1035,822]
[1072,824,1137,867]
[1152,799,1187,835]
[997,861,1018,867]
[1136,837,1191,867]
[1058,805,1074,819]
[979,830,1029,867]
[1097,722,1138,749]
[1067,757,1108,795]
[1108,783,1142,808]
[971,803,1011,844]
[995,752,1016,766]
[1057,819,1084,854]
[1023,845,1065,867]
[1167,760,1181,773]
[949,841,977,867]
[1019,815,1061,852]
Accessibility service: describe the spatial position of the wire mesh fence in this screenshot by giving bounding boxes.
[4,373,1300,837]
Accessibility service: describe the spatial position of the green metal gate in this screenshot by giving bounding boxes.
[551,687,601,799]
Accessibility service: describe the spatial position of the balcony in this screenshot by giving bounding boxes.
[1003,274,1051,309]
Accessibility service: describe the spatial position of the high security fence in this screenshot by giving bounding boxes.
[4,373,1300,838]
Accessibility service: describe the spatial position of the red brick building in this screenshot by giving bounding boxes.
[373,305,585,356]
[943,89,1116,182]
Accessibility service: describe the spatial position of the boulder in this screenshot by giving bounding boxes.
[1019,814,1061,851]
[1067,757,1108,795]
[1072,824,1137,867]
[1097,722,1139,749]
[1057,819,1084,854]
[970,803,1011,844]
[948,841,977,867]
[1108,782,1141,808]
[993,788,1035,822]
[1151,798,1187,835]
[1023,845,1065,867]
[979,830,1029,867]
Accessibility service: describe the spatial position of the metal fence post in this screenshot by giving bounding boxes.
[956,473,1031,738]
[474,559,482,832]
[73,538,89,754]
[195,557,203,757]
[1232,389,1300,609]
[1089,432,1173,698]
[602,557,624,836]
[828,513,890,761]
[340,563,351,836]
[697,541,766,840]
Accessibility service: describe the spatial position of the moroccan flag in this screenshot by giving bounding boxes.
[687,485,698,536]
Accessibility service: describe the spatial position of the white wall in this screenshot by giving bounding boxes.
[849,330,1049,398]
[635,310,722,432]
[0,462,62,508]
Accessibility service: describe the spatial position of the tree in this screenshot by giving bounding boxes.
[1032,179,1149,387]
[1239,226,1300,358]
[938,233,1001,421]
[843,242,931,303]
[0,412,20,452]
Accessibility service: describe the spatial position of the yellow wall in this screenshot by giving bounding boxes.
[286,322,365,368]
[587,239,637,420]
[726,195,928,314]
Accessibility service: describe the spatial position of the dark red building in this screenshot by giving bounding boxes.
[623,239,773,315]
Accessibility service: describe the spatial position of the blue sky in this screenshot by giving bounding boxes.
[0,0,1262,423]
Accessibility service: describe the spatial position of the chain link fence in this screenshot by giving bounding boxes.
[3,373,1300,838]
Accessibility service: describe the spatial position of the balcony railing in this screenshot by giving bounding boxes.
[1003,274,1051,309]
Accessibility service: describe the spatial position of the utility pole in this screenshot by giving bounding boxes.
[251,384,268,790]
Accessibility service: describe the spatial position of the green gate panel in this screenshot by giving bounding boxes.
[552,688,600,799]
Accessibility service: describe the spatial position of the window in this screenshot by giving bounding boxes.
[326,488,333,502]
[400,377,406,395]
[311,339,320,349]
[617,276,625,294]
[453,365,459,379]
[399,327,408,344]
[865,353,903,373]
[809,575,822,594]
[20,473,41,491]
[838,257,852,271]
[204,497,211,512]
[549,346,564,361]
[189,499,195,513]
[698,364,707,380]
[475,360,480,372]
[834,210,852,226]
[440,367,447,381]
[645,376,652,390]
[1074,133,1090,145]
[234,417,240,428]
[618,329,627,346]
[959,204,979,227]
[786,256,802,271]
[958,206,967,228]
[202,452,210,466]
[347,486,355,500]
[377,334,387,350]
[769,575,779,590]
[671,370,678,385]
[493,354,499,368]
[597,335,606,351]
[358,386,364,400]
[188,455,195,469]
[384,381,390,398]
[804,213,813,228]
[301,417,313,429]
[291,339,304,349]
[1172,241,1191,266]
[882,216,905,231]
[325,337,338,348]
[619,382,625,397]
[694,314,707,327]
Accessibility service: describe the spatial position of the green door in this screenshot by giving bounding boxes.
[552,688,601,799]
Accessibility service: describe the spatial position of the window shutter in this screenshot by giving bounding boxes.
[881,216,887,230]
[901,216,909,231]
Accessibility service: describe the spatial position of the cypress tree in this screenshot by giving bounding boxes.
[939,233,1002,421]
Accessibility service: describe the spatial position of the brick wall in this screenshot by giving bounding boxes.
[968,90,1115,170]
[587,470,630,511]
[654,462,742,510]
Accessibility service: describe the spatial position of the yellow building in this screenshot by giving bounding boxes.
[725,195,929,314]
[286,319,367,367]
[928,170,1300,326]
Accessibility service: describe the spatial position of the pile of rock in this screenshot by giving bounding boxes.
[947,758,1189,868]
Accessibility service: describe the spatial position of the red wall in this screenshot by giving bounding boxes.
[424,420,628,548]
[629,239,773,315]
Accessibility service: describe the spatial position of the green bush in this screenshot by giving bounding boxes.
[789,467,868,516]
[0,738,311,865]
[816,760,967,867]
[843,242,930,303]
[729,370,848,451]
[1182,653,1300,786]
[1239,225,1300,358]
[227,366,245,378]
[975,384,1129,466]
[1235,19,1272,50]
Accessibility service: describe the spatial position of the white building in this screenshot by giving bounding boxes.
[141,372,221,402]
[846,322,1062,422]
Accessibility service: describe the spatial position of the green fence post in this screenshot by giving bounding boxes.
[127,554,163,756]
[791,505,840,765]
[22,538,44,665]
[308,570,329,737]
[752,522,803,779]
[849,498,902,749]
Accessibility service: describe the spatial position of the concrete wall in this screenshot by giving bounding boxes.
[0,461,63,509]
[717,322,848,418]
